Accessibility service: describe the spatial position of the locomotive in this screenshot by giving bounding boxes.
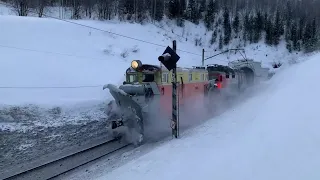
[103,59,256,146]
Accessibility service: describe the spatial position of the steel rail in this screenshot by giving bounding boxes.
[2,139,130,180]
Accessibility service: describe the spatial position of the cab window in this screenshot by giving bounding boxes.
[162,73,168,83]
[143,73,155,82]
[188,73,192,81]
[128,74,137,82]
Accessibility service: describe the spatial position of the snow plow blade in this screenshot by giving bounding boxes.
[103,84,144,146]
[103,84,143,118]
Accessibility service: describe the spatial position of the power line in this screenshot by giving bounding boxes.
[0,44,109,61]
[152,22,186,40]
[0,85,103,89]
[38,15,201,56]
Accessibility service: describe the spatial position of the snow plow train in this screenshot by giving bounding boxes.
[103,57,259,146]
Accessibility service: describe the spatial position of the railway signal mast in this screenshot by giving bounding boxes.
[158,40,180,138]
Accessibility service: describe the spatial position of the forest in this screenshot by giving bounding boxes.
[2,0,320,53]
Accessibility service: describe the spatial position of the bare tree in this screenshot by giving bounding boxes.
[30,0,49,17]
[97,0,114,20]
[12,0,30,16]
[83,0,95,18]
[71,0,82,19]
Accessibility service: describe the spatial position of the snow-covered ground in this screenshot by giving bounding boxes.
[58,53,320,180]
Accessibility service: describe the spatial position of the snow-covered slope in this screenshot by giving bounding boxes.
[0,8,309,135]
[0,3,303,106]
[0,15,196,105]
[88,53,320,180]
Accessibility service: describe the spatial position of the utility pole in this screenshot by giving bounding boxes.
[202,49,205,66]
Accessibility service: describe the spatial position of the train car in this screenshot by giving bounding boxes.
[103,60,253,146]
[207,64,247,97]
[159,65,209,115]
[120,61,209,113]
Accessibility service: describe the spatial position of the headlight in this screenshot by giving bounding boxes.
[131,60,142,70]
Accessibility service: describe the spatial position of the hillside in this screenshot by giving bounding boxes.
[0,3,306,105]
[0,3,310,129]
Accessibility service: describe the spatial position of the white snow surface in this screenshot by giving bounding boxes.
[82,53,320,180]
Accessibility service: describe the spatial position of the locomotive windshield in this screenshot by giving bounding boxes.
[209,74,218,80]
[125,72,155,83]
[143,74,154,82]
[125,63,161,84]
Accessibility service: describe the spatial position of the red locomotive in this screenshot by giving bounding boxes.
[103,59,256,146]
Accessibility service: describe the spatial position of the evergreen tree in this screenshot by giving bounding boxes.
[303,18,318,52]
[290,22,299,51]
[210,30,217,45]
[168,0,180,19]
[285,0,292,27]
[303,21,312,52]
[219,34,223,49]
[273,10,284,45]
[223,8,231,45]
[199,0,206,15]
[180,0,186,13]
[232,12,240,37]
[204,0,217,30]
[298,17,305,41]
[186,0,200,24]
[253,11,263,43]
[311,18,317,38]
[154,0,164,21]
[124,0,134,15]
[263,12,268,31]
[136,0,147,23]
[248,15,255,42]
[243,12,250,43]
[265,17,273,45]
[286,40,292,53]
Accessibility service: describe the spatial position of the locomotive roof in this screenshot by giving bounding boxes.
[127,62,235,74]
[161,65,207,72]
[207,64,236,74]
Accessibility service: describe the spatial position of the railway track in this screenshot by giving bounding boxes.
[2,139,131,180]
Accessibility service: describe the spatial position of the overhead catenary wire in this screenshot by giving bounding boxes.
[0,44,111,61]
[0,85,103,89]
[41,16,202,56]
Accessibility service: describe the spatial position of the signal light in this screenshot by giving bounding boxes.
[158,53,171,62]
